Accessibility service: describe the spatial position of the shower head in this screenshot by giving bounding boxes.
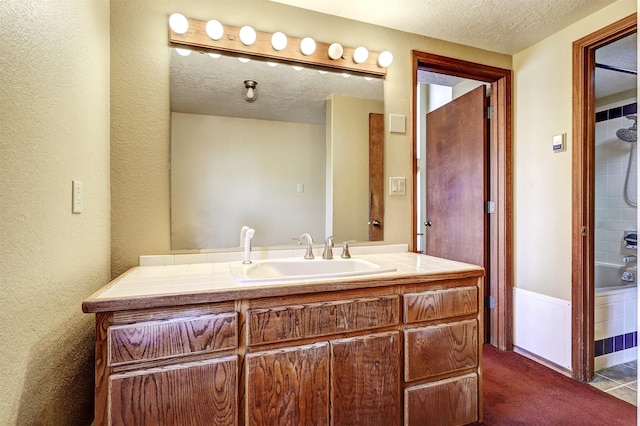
[616,115,637,143]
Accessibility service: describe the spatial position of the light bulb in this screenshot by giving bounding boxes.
[300,37,316,56]
[239,26,257,46]
[238,57,250,63]
[328,43,343,60]
[169,13,189,35]
[175,48,191,56]
[208,53,221,59]
[206,20,224,40]
[246,87,255,99]
[353,46,369,64]
[271,32,288,51]
[377,50,393,68]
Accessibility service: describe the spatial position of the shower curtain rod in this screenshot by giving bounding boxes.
[595,63,637,75]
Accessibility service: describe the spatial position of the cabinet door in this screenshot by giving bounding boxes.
[405,373,478,426]
[330,331,401,425]
[109,356,237,426]
[246,342,330,426]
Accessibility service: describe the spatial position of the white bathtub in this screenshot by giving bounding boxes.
[595,262,637,294]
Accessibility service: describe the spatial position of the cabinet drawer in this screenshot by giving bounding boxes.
[404,286,477,323]
[404,373,478,426]
[108,312,237,366]
[247,295,399,346]
[404,319,477,381]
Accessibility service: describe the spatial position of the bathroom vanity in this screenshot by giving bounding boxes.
[83,252,484,425]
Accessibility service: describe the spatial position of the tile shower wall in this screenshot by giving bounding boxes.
[595,99,637,264]
[594,288,638,370]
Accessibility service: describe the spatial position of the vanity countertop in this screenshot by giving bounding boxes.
[82,252,484,313]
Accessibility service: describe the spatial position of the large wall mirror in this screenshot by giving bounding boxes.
[170,48,385,250]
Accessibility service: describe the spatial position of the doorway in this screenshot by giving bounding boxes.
[572,14,637,382]
[412,52,513,349]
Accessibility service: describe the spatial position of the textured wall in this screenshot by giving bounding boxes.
[0,0,111,424]
[513,0,636,300]
[110,0,512,277]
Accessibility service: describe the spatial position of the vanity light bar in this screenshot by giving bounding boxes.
[169,15,390,77]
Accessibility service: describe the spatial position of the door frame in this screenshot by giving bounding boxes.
[571,14,636,382]
[412,51,513,350]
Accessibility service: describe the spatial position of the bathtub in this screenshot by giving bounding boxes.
[595,262,637,294]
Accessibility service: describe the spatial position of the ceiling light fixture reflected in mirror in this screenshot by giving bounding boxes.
[175,48,191,56]
[242,80,258,102]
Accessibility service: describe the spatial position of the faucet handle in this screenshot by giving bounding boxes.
[323,236,334,260]
[341,240,356,259]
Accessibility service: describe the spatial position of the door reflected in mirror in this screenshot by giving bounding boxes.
[170,48,385,249]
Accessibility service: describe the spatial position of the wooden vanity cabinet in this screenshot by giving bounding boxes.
[94,303,239,426]
[90,273,482,425]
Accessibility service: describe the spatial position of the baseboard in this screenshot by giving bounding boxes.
[513,345,574,378]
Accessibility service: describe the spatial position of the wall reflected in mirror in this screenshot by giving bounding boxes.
[170,48,384,249]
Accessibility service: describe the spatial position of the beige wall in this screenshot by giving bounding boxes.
[171,112,326,249]
[110,0,512,277]
[513,0,637,300]
[0,0,111,424]
[329,95,384,242]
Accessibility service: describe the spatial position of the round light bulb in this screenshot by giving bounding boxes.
[267,62,278,67]
[239,26,257,46]
[175,48,191,56]
[377,50,393,68]
[238,57,250,63]
[208,53,221,59]
[169,13,189,35]
[246,87,255,99]
[205,20,224,40]
[353,46,369,64]
[271,32,288,51]
[292,65,304,71]
[328,43,343,60]
[300,37,316,56]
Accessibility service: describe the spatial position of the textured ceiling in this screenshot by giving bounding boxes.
[170,50,383,124]
[269,0,618,55]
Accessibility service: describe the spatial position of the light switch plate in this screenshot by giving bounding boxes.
[389,177,406,195]
[389,114,406,134]
[72,180,83,214]
[552,133,566,153]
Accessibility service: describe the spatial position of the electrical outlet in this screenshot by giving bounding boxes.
[72,180,83,214]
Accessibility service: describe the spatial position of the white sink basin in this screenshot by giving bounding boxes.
[230,257,396,283]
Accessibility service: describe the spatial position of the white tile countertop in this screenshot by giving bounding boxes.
[82,252,483,313]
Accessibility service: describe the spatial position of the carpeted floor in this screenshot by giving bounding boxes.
[481,344,637,425]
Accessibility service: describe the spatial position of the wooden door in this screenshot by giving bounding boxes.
[425,86,487,267]
[330,331,400,425]
[245,343,330,426]
[369,113,384,241]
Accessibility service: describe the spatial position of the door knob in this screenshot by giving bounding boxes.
[424,220,432,227]
[371,220,381,227]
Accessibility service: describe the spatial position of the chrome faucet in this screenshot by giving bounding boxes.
[242,228,255,264]
[323,236,334,260]
[623,255,637,263]
[300,233,314,259]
